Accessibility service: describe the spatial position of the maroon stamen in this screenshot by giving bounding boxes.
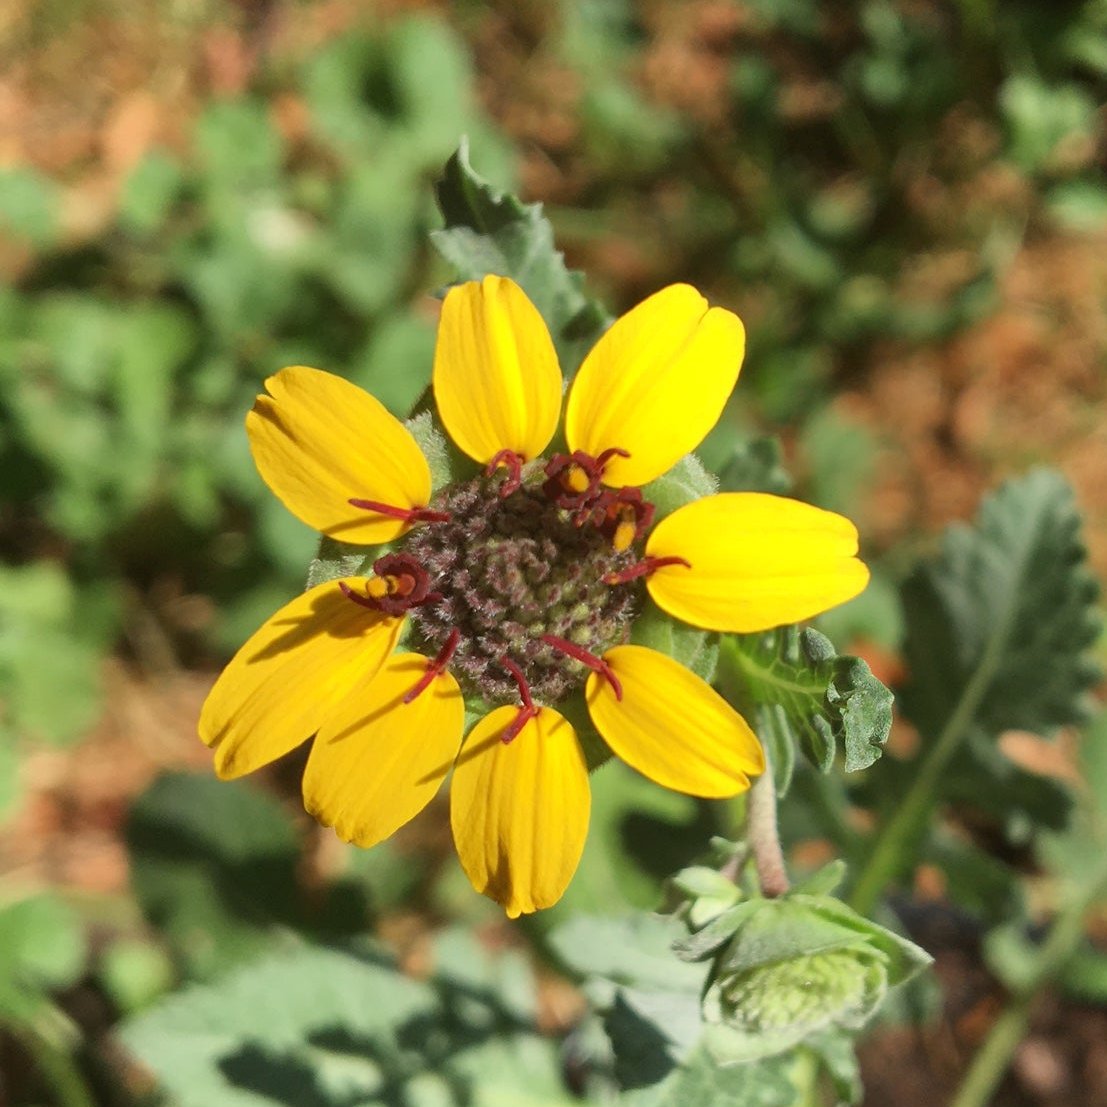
[338,553,443,616]
[499,655,540,743]
[348,498,451,524]
[485,449,525,498]
[540,634,623,701]
[584,488,656,550]
[543,447,633,519]
[603,555,692,585]
[338,580,378,609]
[403,627,461,704]
[595,446,631,468]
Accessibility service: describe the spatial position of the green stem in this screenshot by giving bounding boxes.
[849,582,1017,916]
[11,1012,95,1107]
[950,856,1107,1107]
[792,1048,822,1107]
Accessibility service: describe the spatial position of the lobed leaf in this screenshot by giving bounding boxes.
[901,468,1101,742]
[432,139,611,375]
[718,627,893,792]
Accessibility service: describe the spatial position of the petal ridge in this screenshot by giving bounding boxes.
[304,652,463,848]
[433,276,563,464]
[587,644,763,797]
[451,706,589,917]
[645,492,870,632]
[247,365,431,544]
[199,580,403,780]
[565,285,745,487]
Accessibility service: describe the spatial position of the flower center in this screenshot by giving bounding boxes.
[401,472,639,704]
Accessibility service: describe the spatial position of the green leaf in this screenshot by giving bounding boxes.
[800,408,877,517]
[806,1031,863,1106]
[0,167,59,247]
[122,935,595,1107]
[640,454,717,522]
[1047,180,1107,232]
[432,139,611,375]
[549,913,704,994]
[1057,946,1107,1004]
[194,98,284,196]
[120,943,439,1107]
[119,152,184,235]
[306,536,374,590]
[350,312,435,417]
[453,1034,594,1107]
[672,902,760,962]
[0,563,109,746]
[618,1043,800,1106]
[126,772,309,979]
[0,730,19,821]
[718,627,893,790]
[716,437,794,495]
[1001,76,1099,173]
[629,608,716,683]
[900,469,1101,742]
[97,938,176,1014]
[0,894,87,1004]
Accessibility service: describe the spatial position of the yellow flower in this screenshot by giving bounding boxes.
[200,277,869,917]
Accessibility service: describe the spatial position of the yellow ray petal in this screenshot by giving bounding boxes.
[565,285,745,487]
[199,580,403,780]
[303,653,464,848]
[451,706,590,918]
[433,276,563,464]
[645,493,870,633]
[246,365,432,544]
[587,645,763,797]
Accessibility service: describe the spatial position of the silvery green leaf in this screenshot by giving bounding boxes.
[719,627,893,790]
[432,139,610,375]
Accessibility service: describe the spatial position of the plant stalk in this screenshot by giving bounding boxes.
[747,745,790,898]
[849,588,1015,916]
[13,1015,95,1107]
[950,854,1107,1107]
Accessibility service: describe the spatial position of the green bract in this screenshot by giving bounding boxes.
[671,873,931,1065]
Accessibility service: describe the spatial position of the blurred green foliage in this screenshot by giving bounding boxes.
[1,1,1106,1103]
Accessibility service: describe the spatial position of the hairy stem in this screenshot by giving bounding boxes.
[747,746,790,898]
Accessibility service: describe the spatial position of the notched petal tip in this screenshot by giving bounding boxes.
[450,706,590,916]
[433,277,563,466]
[566,285,746,487]
[246,364,431,545]
[645,492,870,633]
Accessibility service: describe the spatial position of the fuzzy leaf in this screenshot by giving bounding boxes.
[125,772,370,979]
[901,469,1101,742]
[432,139,610,374]
[717,437,794,496]
[618,1043,800,1107]
[122,937,593,1107]
[549,913,704,994]
[120,944,438,1107]
[718,627,893,791]
[305,535,372,590]
[0,894,87,1022]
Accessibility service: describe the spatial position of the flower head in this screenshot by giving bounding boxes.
[200,276,869,917]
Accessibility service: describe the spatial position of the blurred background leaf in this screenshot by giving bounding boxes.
[2,0,1107,1103]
